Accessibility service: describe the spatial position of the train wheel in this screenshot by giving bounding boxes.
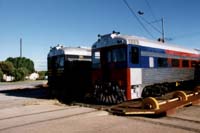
[94,83,103,103]
[142,87,152,98]
[94,82,126,104]
[142,97,160,110]
[142,85,167,98]
[173,91,188,101]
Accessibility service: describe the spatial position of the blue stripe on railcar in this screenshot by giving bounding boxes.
[127,44,166,68]
[141,46,165,54]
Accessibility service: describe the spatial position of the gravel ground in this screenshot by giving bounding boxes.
[0,80,47,91]
[0,81,199,133]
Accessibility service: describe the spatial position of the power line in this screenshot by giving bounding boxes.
[144,0,157,20]
[139,16,162,34]
[122,0,155,39]
[143,0,166,41]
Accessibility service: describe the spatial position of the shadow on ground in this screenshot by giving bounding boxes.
[0,87,169,118]
[0,86,51,99]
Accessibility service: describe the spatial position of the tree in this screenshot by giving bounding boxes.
[0,61,14,75]
[37,71,47,80]
[0,57,35,81]
[0,69,3,82]
[12,69,22,81]
[12,67,29,81]
[6,57,35,74]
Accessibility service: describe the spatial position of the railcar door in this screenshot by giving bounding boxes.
[128,45,142,99]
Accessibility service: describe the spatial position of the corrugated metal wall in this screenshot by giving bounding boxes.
[142,68,194,85]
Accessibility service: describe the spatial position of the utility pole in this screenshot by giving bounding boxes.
[138,11,165,43]
[161,17,165,42]
[20,38,22,57]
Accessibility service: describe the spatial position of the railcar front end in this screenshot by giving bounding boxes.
[48,45,91,102]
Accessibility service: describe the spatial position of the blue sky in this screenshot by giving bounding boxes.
[0,0,200,71]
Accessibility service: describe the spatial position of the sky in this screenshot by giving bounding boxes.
[0,0,200,71]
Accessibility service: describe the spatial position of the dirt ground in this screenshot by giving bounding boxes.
[0,81,199,133]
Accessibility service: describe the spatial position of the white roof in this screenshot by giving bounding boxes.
[48,45,91,57]
[93,33,199,55]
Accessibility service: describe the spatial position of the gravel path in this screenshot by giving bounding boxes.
[0,81,199,133]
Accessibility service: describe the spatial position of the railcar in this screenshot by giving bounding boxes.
[48,45,91,102]
[92,31,200,104]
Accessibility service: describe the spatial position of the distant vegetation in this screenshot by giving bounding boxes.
[0,57,35,81]
[0,70,3,81]
[6,57,35,74]
[37,71,47,80]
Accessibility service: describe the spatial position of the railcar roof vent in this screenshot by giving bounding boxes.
[112,30,120,35]
[55,44,64,49]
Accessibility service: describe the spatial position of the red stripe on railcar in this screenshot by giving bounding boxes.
[165,50,198,58]
[126,68,131,100]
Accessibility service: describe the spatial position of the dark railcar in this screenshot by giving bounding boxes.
[48,45,91,102]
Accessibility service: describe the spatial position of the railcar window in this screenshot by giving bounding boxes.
[60,56,64,67]
[56,56,64,68]
[172,59,180,67]
[92,51,100,64]
[191,61,197,67]
[66,55,79,60]
[157,58,168,67]
[107,51,112,63]
[131,47,139,64]
[112,48,126,62]
[83,56,91,59]
[182,60,189,67]
[149,57,154,68]
[66,55,91,61]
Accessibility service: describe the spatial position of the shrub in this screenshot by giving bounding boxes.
[0,61,14,75]
[37,71,47,80]
[0,70,3,82]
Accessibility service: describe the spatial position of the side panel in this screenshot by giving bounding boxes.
[130,68,142,99]
[130,68,142,85]
[142,68,195,85]
[130,67,194,99]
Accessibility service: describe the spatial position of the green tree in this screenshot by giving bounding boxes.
[12,67,29,81]
[37,71,47,80]
[6,57,35,74]
[0,61,14,75]
[12,69,22,81]
[0,69,3,82]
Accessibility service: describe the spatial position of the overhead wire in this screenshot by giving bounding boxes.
[143,0,167,42]
[144,0,157,20]
[142,0,200,42]
[140,16,162,34]
[122,0,155,39]
[142,0,163,36]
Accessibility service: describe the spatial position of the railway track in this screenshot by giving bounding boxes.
[0,106,79,121]
[110,98,200,132]
[0,106,99,132]
[128,112,200,133]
